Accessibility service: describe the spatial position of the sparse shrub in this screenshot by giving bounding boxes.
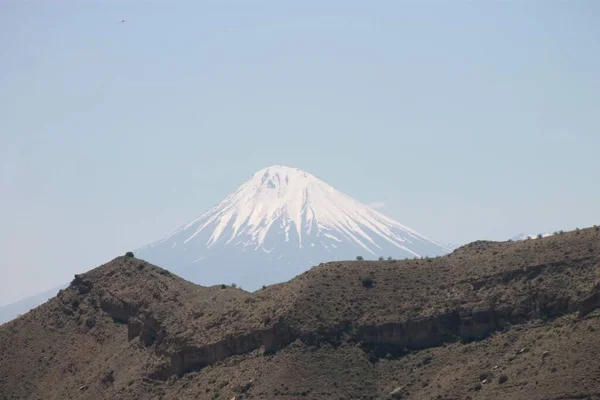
[218,381,229,390]
[408,306,421,318]
[378,256,384,261]
[387,256,393,261]
[553,231,559,235]
[262,285,267,290]
[479,371,491,381]
[498,374,508,384]
[71,274,83,286]
[231,283,237,288]
[360,275,374,288]
[125,251,134,258]
[233,379,254,393]
[102,370,115,384]
[71,299,80,309]
[559,230,564,235]
[220,284,226,289]
[356,256,364,261]
[537,234,543,239]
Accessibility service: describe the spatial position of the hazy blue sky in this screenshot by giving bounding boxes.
[1,1,599,305]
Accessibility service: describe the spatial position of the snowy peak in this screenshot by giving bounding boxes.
[180,165,333,249]
[170,165,445,255]
[252,165,320,192]
[137,165,450,290]
[210,165,335,248]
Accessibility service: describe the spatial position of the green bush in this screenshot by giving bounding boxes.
[356,256,364,261]
[125,251,134,258]
[479,371,491,381]
[498,374,508,384]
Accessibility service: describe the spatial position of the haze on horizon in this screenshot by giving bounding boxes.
[1,1,600,306]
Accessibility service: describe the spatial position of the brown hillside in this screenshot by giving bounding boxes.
[1,227,600,400]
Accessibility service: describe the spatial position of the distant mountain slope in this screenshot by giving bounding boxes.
[0,284,66,325]
[136,165,449,289]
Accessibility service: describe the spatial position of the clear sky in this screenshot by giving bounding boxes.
[1,1,599,305]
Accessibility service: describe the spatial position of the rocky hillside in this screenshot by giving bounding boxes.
[1,227,600,400]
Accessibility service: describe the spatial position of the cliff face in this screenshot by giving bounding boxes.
[2,227,600,400]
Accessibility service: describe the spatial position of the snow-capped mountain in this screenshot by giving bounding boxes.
[510,232,553,241]
[136,165,450,290]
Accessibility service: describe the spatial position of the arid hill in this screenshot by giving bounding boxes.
[1,227,600,400]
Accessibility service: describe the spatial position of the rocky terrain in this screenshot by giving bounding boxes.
[1,227,600,400]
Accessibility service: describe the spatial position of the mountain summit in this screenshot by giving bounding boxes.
[136,165,449,289]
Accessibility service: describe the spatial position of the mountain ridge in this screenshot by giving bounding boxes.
[2,226,600,399]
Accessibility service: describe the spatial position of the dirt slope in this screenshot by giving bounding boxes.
[1,227,600,400]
